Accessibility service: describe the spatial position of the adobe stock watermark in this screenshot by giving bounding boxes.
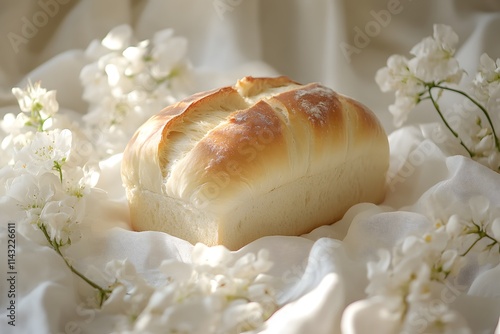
[340,0,412,63]
[213,0,243,20]
[7,0,72,54]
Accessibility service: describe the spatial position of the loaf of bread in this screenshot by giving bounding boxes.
[121,76,389,250]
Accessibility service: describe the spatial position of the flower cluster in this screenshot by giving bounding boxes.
[1,82,99,247]
[80,24,194,157]
[472,53,500,107]
[364,195,500,333]
[376,24,500,172]
[93,244,277,333]
[0,82,112,303]
[1,81,58,164]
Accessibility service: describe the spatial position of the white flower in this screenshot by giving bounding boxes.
[5,173,57,212]
[122,42,149,77]
[40,197,81,245]
[472,53,500,102]
[388,92,419,127]
[11,81,59,131]
[62,163,100,198]
[409,24,464,84]
[230,249,273,278]
[410,24,458,58]
[376,55,422,93]
[150,28,188,79]
[0,113,34,165]
[406,263,433,303]
[1,173,60,243]
[444,196,500,263]
[445,214,469,238]
[375,55,424,127]
[101,24,133,51]
[13,129,72,176]
[12,81,58,115]
[1,113,28,138]
[79,62,110,102]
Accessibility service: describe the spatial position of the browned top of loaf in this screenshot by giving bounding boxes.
[121,76,388,211]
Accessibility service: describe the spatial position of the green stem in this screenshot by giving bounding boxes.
[433,84,500,152]
[427,86,475,157]
[53,161,63,183]
[460,226,499,257]
[460,236,483,257]
[38,223,112,306]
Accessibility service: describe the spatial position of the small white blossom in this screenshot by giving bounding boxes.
[440,102,500,170]
[1,173,59,243]
[150,28,188,79]
[409,24,464,84]
[1,112,30,139]
[425,193,500,262]
[375,55,424,127]
[101,24,133,51]
[40,197,81,245]
[13,129,72,177]
[11,81,59,115]
[11,81,59,131]
[62,163,100,198]
[472,53,500,103]
[445,196,500,266]
[5,173,57,213]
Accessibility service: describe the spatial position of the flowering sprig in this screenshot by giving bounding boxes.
[364,195,500,333]
[376,24,500,171]
[1,82,113,306]
[80,24,193,157]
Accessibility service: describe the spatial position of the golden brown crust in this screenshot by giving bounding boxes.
[123,76,386,193]
[121,76,389,245]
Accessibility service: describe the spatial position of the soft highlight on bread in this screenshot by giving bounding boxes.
[121,76,389,250]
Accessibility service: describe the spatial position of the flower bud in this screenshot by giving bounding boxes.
[446,214,466,237]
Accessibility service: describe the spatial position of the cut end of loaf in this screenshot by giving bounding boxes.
[122,76,390,250]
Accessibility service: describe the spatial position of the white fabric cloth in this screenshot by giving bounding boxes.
[1,1,500,333]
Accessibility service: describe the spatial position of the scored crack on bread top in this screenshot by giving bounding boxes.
[122,75,389,219]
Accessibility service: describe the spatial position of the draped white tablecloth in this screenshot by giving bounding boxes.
[1,1,500,333]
